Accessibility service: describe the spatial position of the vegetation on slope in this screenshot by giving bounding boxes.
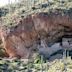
[0,0,72,27]
[0,56,72,72]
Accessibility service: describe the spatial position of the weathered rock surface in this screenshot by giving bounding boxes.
[62,38,72,50]
[0,11,72,59]
[38,40,62,58]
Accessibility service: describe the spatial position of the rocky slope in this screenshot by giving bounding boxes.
[0,0,72,59]
[0,11,72,59]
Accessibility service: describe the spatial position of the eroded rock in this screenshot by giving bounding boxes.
[0,12,72,58]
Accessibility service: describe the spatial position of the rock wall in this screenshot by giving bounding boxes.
[0,11,72,59]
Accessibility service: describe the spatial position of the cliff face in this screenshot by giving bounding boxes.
[0,12,72,59]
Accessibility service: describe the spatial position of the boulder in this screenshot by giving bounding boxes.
[38,42,62,58]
